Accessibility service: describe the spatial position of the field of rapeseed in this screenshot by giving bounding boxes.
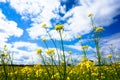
[0,14,120,80]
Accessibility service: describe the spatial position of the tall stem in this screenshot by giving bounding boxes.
[59,30,66,80]
[45,29,61,65]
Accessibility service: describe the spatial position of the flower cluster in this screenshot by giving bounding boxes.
[36,48,42,54]
[55,24,64,31]
[46,48,55,56]
[107,54,112,58]
[81,45,89,50]
[88,13,93,17]
[42,38,46,42]
[95,27,104,32]
[77,35,82,39]
[41,23,46,28]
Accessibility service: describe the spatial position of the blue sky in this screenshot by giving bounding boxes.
[0,0,120,64]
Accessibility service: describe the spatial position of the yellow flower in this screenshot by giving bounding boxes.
[66,77,70,80]
[46,49,55,55]
[55,24,64,31]
[1,53,8,57]
[77,35,82,39]
[92,73,98,76]
[107,54,112,58]
[68,51,72,55]
[95,27,104,32]
[61,61,65,65]
[36,48,42,54]
[81,45,89,50]
[88,13,93,17]
[81,57,88,62]
[4,45,8,51]
[41,23,46,28]
[3,62,7,65]
[42,38,46,42]
[86,61,95,68]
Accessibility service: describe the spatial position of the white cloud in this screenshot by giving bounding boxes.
[0,0,6,3]
[27,0,119,40]
[12,41,39,51]
[8,0,63,40]
[26,23,48,39]
[0,10,23,44]
[102,32,120,51]
[8,41,41,64]
[7,0,120,40]
[61,0,120,40]
[9,0,60,23]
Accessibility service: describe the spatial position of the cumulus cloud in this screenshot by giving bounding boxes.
[23,0,120,40]
[0,0,6,3]
[9,0,60,24]
[9,41,41,64]
[101,32,120,51]
[26,23,48,39]
[0,10,23,46]
[61,0,120,40]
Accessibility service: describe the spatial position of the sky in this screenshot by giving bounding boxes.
[0,0,120,64]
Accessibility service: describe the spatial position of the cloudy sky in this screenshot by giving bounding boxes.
[0,0,120,64]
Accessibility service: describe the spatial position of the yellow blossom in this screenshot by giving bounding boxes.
[81,45,89,50]
[68,51,72,55]
[88,13,93,17]
[81,57,88,62]
[92,73,98,76]
[55,24,64,31]
[42,24,46,28]
[95,27,104,32]
[107,54,112,58]
[86,61,95,68]
[66,77,70,80]
[77,35,82,39]
[36,48,42,54]
[1,53,8,57]
[41,23,46,28]
[42,38,46,42]
[3,62,7,65]
[46,49,55,55]
[4,45,8,51]
[61,61,65,65]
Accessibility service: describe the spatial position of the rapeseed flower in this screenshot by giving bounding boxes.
[36,48,42,54]
[77,35,82,39]
[55,24,64,31]
[66,77,70,80]
[81,45,89,50]
[107,54,112,58]
[68,51,72,55]
[61,61,65,65]
[81,57,88,62]
[95,27,104,32]
[3,62,7,65]
[1,53,8,57]
[42,38,46,42]
[41,23,46,28]
[46,48,55,55]
[88,13,93,17]
[4,45,8,51]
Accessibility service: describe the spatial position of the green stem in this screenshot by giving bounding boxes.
[40,54,51,79]
[59,30,66,80]
[45,28,61,65]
